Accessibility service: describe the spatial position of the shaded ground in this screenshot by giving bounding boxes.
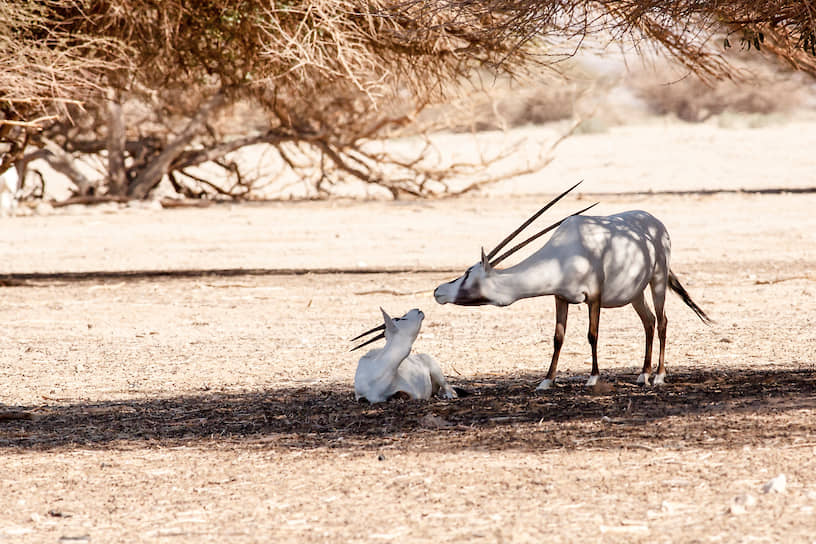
[3,368,816,453]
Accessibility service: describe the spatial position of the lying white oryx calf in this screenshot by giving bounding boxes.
[351,308,457,403]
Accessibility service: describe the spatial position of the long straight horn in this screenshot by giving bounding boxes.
[490,202,599,266]
[350,323,385,342]
[485,180,583,261]
[350,331,386,352]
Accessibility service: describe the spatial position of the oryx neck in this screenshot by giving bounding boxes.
[492,255,565,301]
[378,336,414,368]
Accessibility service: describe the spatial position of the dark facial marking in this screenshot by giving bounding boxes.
[453,295,491,306]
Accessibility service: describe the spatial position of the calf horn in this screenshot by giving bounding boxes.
[350,331,386,352]
[350,323,385,342]
[350,321,389,352]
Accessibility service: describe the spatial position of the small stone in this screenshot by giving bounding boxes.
[729,494,757,515]
[762,474,787,494]
[589,382,614,395]
[729,502,745,516]
[420,414,451,428]
[661,501,678,514]
[48,510,71,518]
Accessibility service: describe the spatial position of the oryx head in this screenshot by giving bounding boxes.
[434,181,597,307]
[350,308,424,352]
[432,248,498,306]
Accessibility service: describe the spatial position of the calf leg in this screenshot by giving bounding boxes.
[536,296,569,391]
[421,354,458,399]
[585,299,601,386]
[631,291,656,385]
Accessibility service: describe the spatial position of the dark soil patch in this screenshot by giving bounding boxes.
[3,368,814,453]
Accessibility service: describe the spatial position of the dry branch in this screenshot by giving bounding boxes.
[6,1,816,201]
[129,91,228,199]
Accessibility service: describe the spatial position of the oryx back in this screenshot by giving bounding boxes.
[510,210,669,307]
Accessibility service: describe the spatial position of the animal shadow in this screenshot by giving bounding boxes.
[1,368,814,452]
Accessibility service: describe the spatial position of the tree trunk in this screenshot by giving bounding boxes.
[128,90,226,199]
[40,138,95,195]
[106,93,127,196]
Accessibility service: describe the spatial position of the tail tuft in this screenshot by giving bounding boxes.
[669,271,712,325]
[452,386,472,398]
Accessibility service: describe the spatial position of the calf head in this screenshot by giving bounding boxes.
[350,307,424,352]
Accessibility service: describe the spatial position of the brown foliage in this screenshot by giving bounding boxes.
[5,1,816,198]
[411,1,816,79]
[6,0,540,199]
[0,1,123,171]
[6,1,816,124]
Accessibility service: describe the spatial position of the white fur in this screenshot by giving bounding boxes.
[585,375,599,387]
[637,372,650,385]
[354,309,457,403]
[653,373,666,386]
[535,378,553,391]
[0,166,19,217]
[434,211,671,308]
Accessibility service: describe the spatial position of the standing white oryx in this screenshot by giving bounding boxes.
[350,308,458,403]
[434,182,711,390]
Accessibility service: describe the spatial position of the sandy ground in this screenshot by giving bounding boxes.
[1,120,816,543]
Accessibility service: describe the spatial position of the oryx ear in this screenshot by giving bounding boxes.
[480,247,493,273]
[380,307,397,332]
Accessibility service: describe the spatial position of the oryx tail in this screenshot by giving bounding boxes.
[668,270,712,325]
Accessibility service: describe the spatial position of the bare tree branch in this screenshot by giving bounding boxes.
[129,91,227,199]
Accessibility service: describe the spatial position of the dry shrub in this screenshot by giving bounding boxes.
[460,86,578,132]
[417,80,577,133]
[634,53,809,122]
[420,1,816,80]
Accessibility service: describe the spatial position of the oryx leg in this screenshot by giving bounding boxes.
[536,296,569,391]
[631,291,656,385]
[585,299,601,387]
[650,276,669,385]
